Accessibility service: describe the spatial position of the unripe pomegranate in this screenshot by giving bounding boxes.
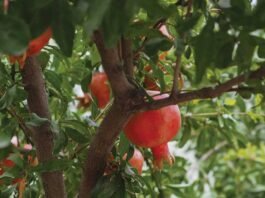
[88,72,110,109]
[124,91,181,169]
[123,148,144,175]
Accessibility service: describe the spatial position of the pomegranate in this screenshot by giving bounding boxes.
[124,91,181,169]
[88,72,110,109]
[9,27,52,68]
[27,27,52,56]
[105,149,144,175]
[123,148,144,175]
[76,93,92,109]
[2,158,15,168]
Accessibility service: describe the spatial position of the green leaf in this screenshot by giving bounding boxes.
[26,113,49,127]
[177,12,201,33]
[101,0,139,47]
[81,72,92,93]
[145,37,172,56]
[247,185,265,193]
[197,130,207,152]
[30,159,70,173]
[37,52,50,69]
[0,85,17,110]
[53,131,68,155]
[64,127,88,144]
[213,34,234,69]
[91,175,125,198]
[140,0,169,20]
[119,133,130,157]
[179,123,191,147]
[45,70,63,92]
[257,44,265,58]
[235,34,256,73]
[78,0,112,34]
[0,14,30,55]
[8,153,23,168]
[193,19,215,82]
[60,119,89,135]
[52,0,75,56]
[0,132,12,149]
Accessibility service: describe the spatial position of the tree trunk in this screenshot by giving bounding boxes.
[22,57,66,198]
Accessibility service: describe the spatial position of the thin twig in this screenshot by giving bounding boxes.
[171,55,181,96]
[7,107,34,145]
[199,141,228,162]
[135,66,265,111]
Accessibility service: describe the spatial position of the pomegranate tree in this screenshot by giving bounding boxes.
[124,91,181,169]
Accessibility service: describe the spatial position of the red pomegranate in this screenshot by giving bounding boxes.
[88,72,110,109]
[124,91,181,169]
[0,168,4,175]
[9,27,52,68]
[2,158,15,168]
[27,27,52,56]
[123,148,144,174]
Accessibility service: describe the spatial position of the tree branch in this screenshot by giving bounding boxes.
[6,107,34,145]
[199,141,228,162]
[79,31,140,197]
[92,31,134,97]
[171,55,181,96]
[136,66,265,111]
[22,57,66,198]
[79,104,132,197]
[121,37,134,78]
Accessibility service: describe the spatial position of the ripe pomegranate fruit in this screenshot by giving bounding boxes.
[2,158,15,168]
[123,148,144,175]
[26,27,52,56]
[9,27,52,68]
[88,72,110,109]
[124,91,181,169]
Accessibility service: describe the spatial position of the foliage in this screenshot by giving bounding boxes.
[0,0,265,197]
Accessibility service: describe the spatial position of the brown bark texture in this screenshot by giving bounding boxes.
[22,57,66,198]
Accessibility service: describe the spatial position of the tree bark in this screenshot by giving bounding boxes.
[22,57,66,198]
[79,31,140,197]
[79,103,132,197]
